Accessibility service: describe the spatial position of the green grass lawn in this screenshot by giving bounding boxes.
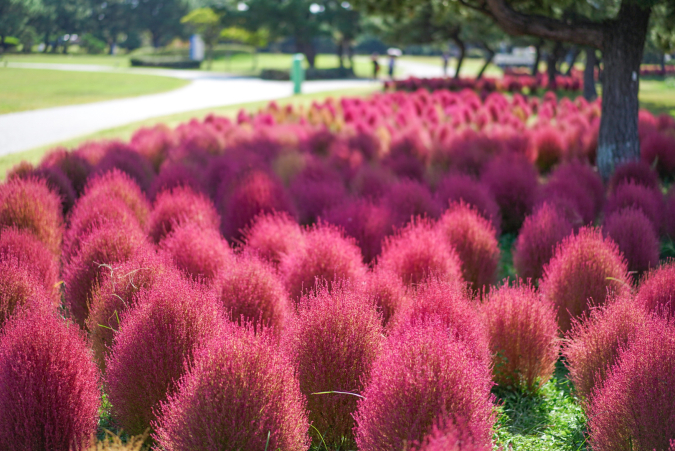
[639,77,675,117]
[0,67,188,115]
[1,53,130,67]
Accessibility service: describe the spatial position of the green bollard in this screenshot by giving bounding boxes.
[291,53,305,95]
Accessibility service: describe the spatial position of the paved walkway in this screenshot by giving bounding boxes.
[0,58,442,155]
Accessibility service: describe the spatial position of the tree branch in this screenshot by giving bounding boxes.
[484,0,604,50]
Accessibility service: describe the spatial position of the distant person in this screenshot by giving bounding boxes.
[371,53,380,79]
[442,52,450,76]
[388,54,396,79]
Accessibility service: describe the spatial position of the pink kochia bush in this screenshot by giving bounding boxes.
[604,181,664,233]
[153,325,310,451]
[412,416,493,451]
[377,218,462,287]
[283,282,383,447]
[0,227,60,303]
[105,276,225,436]
[588,316,675,451]
[382,179,440,227]
[539,227,630,332]
[159,222,232,283]
[0,310,100,450]
[0,257,53,328]
[354,319,495,451]
[634,261,675,317]
[608,160,660,193]
[563,296,649,402]
[212,252,290,333]
[280,222,366,299]
[242,211,305,267]
[484,283,559,390]
[64,221,148,327]
[513,203,574,281]
[146,186,220,244]
[80,169,150,227]
[436,202,500,292]
[434,173,501,234]
[364,268,408,326]
[0,177,63,255]
[603,208,660,274]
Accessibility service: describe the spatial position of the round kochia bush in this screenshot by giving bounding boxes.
[0,257,54,328]
[603,208,660,274]
[283,282,383,447]
[364,268,408,326]
[604,181,664,233]
[242,211,305,267]
[484,283,559,391]
[377,218,462,287]
[608,160,659,193]
[146,186,220,244]
[81,169,150,227]
[0,177,63,255]
[539,227,630,332]
[354,319,495,451]
[513,203,574,281]
[105,276,225,436]
[280,222,366,300]
[563,296,649,403]
[63,221,149,328]
[159,222,233,283]
[436,202,500,292]
[0,227,59,304]
[153,326,311,451]
[212,252,290,333]
[0,310,100,451]
[588,316,675,451]
[635,261,675,316]
[412,415,493,451]
[434,173,501,235]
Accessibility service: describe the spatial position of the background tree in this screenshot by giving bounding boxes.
[0,0,42,51]
[90,0,131,54]
[135,0,189,48]
[181,7,222,67]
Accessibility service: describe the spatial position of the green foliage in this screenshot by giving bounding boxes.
[80,33,106,54]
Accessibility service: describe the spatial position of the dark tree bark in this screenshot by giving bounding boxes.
[596,3,651,179]
[337,38,345,69]
[452,35,466,79]
[660,52,667,75]
[565,46,581,76]
[477,41,495,80]
[297,40,316,68]
[546,42,562,89]
[583,46,597,101]
[531,39,543,76]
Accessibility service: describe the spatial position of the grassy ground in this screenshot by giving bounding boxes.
[0,67,188,114]
[639,77,675,117]
[1,53,130,67]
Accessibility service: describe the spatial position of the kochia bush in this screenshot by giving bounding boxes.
[434,173,501,235]
[81,169,150,227]
[634,260,675,317]
[0,310,100,450]
[0,257,54,328]
[608,160,659,193]
[242,211,305,267]
[412,415,493,451]
[604,182,664,234]
[603,208,660,274]
[105,276,225,436]
[153,326,311,451]
[539,227,630,332]
[484,283,559,390]
[354,319,495,451]
[364,268,409,326]
[283,282,383,447]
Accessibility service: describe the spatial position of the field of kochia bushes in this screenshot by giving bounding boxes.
[2,87,675,450]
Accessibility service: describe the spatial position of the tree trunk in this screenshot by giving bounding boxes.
[151,32,161,49]
[583,47,597,101]
[298,40,316,68]
[596,4,651,180]
[337,38,344,69]
[531,39,543,76]
[547,41,562,89]
[565,46,581,76]
[476,42,494,80]
[660,52,666,75]
[452,36,465,79]
[0,36,4,54]
[43,32,49,53]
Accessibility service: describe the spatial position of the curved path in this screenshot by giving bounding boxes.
[0,62,377,155]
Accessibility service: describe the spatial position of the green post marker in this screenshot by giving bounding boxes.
[291,53,304,94]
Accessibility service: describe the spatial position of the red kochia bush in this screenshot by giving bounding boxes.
[641,130,675,177]
[242,212,305,267]
[0,310,100,450]
[31,165,77,214]
[608,160,660,193]
[63,222,148,327]
[149,163,204,200]
[0,227,59,303]
[382,179,441,227]
[147,186,220,244]
[87,249,175,371]
[40,148,92,195]
[280,222,366,299]
[283,282,383,447]
[81,169,151,227]
[322,199,394,264]
[153,326,310,451]
[539,227,630,332]
[105,276,225,436]
[547,161,605,218]
[412,416,493,451]
[377,218,462,287]
[484,283,559,390]
[588,316,675,451]
[0,257,53,328]
[390,278,490,366]
[635,261,675,317]
[289,174,348,225]
[481,154,539,233]
[533,125,566,172]
[219,169,295,242]
[604,182,664,233]
[436,203,500,292]
[354,319,495,451]
[513,203,574,281]
[665,190,675,239]
[95,144,155,193]
[212,253,290,333]
[603,208,659,274]
[434,173,501,235]
[0,177,63,255]
[563,296,649,402]
[364,268,408,326]
[159,223,233,283]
